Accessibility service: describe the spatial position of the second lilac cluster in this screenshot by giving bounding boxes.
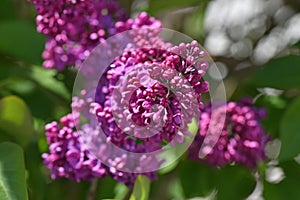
[189,98,269,168]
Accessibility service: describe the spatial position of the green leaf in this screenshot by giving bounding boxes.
[157,118,198,175]
[130,175,150,200]
[183,6,206,40]
[0,142,28,200]
[179,162,255,199]
[0,96,34,146]
[255,95,287,138]
[215,166,256,200]
[264,161,300,200]
[167,177,185,199]
[114,183,129,200]
[179,160,216,198]
[251,55,300,89]
[0,62,70,119]
[95,177,117,200]
[293,40,300,49]
[158,157,180,175]
[0,21,45,63]
[0,0,16,20]
[24,141,46,200]
[188,118,199,136]
[29,66,70,100]
[279,96,300,161]
[148,0,210,15]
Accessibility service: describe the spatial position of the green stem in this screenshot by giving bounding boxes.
[124,187,133,200]
[87,179,99,200]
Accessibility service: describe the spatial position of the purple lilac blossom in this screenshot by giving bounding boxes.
[115,12,162,33]
[41,12,169,186]
[29,0,127,70]
[94,41,209,153]
[90,42,209,183]
[42,113,107,182]
[189,98,270,168]
[43,107,157,187]
[42,12,211,186]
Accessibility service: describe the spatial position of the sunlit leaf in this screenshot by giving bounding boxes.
[264,161,300,200]
[0,142,28,200]
[0,96,34,146]
[114,183,129,200]
[130,176,150,200]
[188,118,199,136]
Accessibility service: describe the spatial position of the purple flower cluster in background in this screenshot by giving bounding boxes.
[29,0,127,70]
[189,98,269,168]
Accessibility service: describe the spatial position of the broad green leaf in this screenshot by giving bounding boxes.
[250,55,300,89]
[0,96,34,146]
[279,96,300,161]
[180,162,255,199]
[179,160,216,198]
[215,166,256,200]
[264,161,300,200]
[0,21,45,63]
[130,175,150,200]
[0,142,28,200]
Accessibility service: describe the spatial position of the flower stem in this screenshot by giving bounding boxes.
[87,179,99,200]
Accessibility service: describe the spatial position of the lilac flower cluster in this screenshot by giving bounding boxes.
[115,12,162,32]
[42,110,157,186]
[40,11,178,186]
[29,0,127,70]
[189,98,270,168]
[38,6,208,186]
[95,42,209,154]
[42,113,107,181]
